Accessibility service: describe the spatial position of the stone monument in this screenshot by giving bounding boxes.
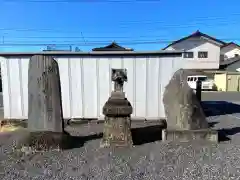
[162,69,218,142]
[24,55,69,151]
[100,68,133,148]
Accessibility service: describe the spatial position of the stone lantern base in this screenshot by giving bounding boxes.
[100,92,133,148]
[100,116,132,148]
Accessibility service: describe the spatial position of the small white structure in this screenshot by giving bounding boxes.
[0,50,221,120]
[163,30,224,69]
[221,42,240,60]
[0,51,188,120]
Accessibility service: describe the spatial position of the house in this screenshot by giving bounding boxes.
[162,30,225,69]
[0,50,183,120]
[220,42,240,60]
[92,42,134,51]
[207,57,240,91]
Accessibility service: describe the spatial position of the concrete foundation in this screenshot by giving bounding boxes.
[162,129,218,142]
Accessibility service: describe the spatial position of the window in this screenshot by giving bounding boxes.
[198,51,208,58]
[197,77,207,81]
[235,54,239,57]
[183,52,194,58]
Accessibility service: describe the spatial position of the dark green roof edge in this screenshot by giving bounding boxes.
[0,50,183,57]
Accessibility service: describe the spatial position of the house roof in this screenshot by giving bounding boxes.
[162,30,226,50]
[220,56,240,66]
[219,56,240,70]
[221,42,240,49]
[92,42,134,51]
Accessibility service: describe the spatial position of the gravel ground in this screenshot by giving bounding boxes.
[1,92,240,179]
[0,118,240,180]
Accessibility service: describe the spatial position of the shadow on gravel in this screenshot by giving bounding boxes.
[131,125,162,145]
[64,133,103,150]
[218,127,240,142]
[202,101,240,117]
[208,121,219,127]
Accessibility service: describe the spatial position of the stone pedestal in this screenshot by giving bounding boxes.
[162,129,218,142]
[100,92,133,148]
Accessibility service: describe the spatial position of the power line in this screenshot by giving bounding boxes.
[1,36,239,44]
[0,20,238,35]
[1,37,240,46]
[0,40,174,46]
[1,38,235,43]
[1,32,238,40]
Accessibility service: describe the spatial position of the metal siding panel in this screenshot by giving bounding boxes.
[133,57,137,117]
[96,58,100,117]
[145,57,149,117]
[9,58,22,118]
[6,58,12,118]
[159,57,177,118]
[82,57,97,118]
[2,55,183,120]
[68,58,83,118]
[0,57,10,118]
[108,58,112,96]
[146,57,159,119]
[158,57,163,118]
[111,57,122,68]
[98,58,111,119]
[17,59,24,117]
[80,57,85,117]
[67,58,73,117]
[171,56,182,74]
[56,58,71,118]
[122,57,134,116]
[135,57,147,118]
[20,58,29,119]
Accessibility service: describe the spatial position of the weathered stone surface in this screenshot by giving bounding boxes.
[163,69,209,130]
[19,131,70,151]
[100,68,133,147]
[28,55,64,132]
[103,97,133,116]
[100,116,132,147]
[162,129,218,142]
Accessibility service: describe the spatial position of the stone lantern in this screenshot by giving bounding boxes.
[100,69,133,148]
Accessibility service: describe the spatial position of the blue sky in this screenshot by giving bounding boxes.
[0,0,240,52]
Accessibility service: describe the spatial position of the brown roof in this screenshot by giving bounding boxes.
[221,42,240,49]
[162,30,226,50]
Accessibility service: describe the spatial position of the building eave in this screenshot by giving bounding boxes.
[0,50,183,57]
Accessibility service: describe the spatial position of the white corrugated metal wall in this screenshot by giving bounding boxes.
[0,55,183,120]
